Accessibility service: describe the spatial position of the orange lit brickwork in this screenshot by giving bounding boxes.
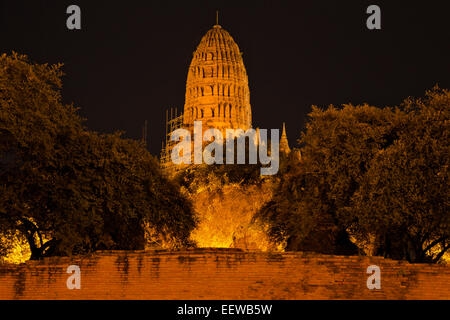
[184,25,252,133]
[0,249,449,300]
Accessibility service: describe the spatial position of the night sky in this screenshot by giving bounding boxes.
[1,0,449,155]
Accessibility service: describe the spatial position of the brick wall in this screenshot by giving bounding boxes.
[0,249,449,300]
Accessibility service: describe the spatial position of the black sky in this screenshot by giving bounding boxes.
[0,0,449,155]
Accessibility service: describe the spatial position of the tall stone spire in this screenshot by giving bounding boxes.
[183,24,252,134]
[280,122,291,155]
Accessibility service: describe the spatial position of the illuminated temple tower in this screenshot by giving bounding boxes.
[183,24,252,133]
[161,21,290,172]
[161,23,252,170]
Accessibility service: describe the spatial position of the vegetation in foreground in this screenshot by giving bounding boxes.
[259,87,449,263]
[0,53,448,264]
[0,53,196,262]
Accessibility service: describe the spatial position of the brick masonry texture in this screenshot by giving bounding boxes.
[0,249,449,300]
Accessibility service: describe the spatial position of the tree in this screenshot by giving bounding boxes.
[0,53,196,260]
[260,103,402,254]
[347,87,449,262]
[260,88,449,263]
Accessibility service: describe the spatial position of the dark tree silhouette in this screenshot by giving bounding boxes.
[259,88,449,263]
[0,53,196,260]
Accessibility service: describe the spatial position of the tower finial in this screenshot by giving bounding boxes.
[280,122,291,155]
[216,10,219,25]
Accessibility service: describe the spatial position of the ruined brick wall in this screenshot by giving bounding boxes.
[0,249,449,300]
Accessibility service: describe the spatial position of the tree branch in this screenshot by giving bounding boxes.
[424,237,446,254]
[432,244,450,263]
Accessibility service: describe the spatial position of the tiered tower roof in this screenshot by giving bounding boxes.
[183,24,252,132]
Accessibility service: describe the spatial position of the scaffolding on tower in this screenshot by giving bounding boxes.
[160,107,185,174]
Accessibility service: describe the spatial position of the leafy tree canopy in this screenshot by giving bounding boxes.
[260,87,449,263]
[0,53,196,260]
